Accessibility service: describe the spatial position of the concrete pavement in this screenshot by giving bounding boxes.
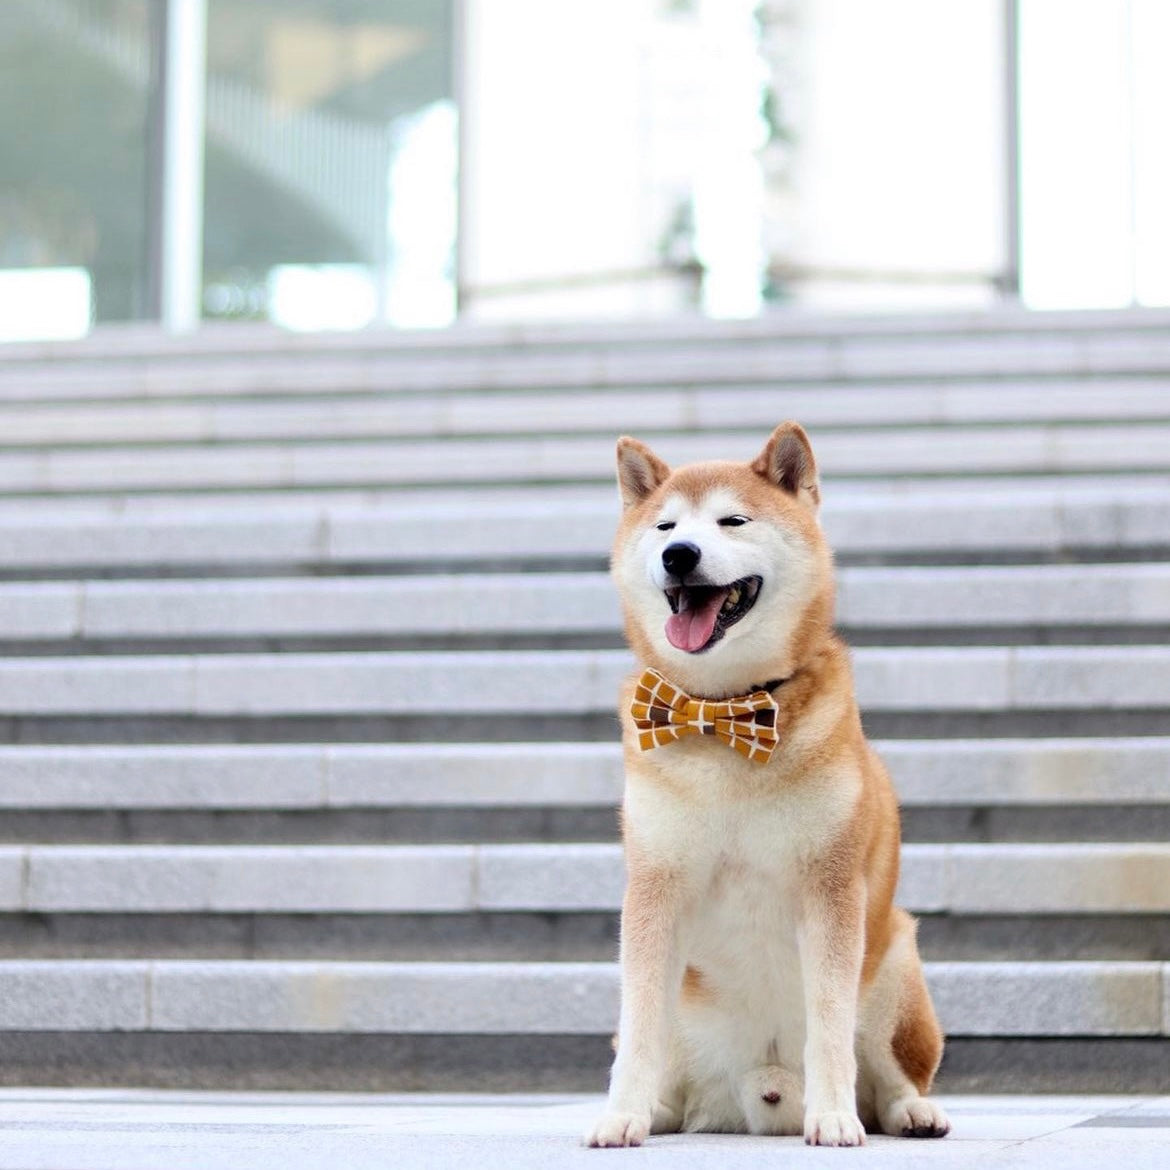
[0,1092,1165,1170]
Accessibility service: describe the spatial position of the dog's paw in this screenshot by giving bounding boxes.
[804,1109,866,1147]
[882,1096,950,1139]
[584,1112,652,1148]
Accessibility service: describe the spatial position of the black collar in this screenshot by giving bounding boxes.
[684,674,792,702]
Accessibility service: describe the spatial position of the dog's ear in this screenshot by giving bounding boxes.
[616,436,671,508]
[752,422,820,507]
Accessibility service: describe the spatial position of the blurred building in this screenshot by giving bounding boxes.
[1,0,1168,340]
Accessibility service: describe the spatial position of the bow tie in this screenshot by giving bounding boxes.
[630,668,781,763]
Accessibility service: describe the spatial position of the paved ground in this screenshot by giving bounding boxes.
[0,1092,1166,1170]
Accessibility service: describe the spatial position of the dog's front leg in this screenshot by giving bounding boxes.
[585,862,685,1148]
[797,879,866,1147]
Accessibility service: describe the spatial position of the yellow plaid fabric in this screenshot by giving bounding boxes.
[630,668,780,764]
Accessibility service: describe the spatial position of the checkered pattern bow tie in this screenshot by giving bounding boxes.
[630,668,781,763]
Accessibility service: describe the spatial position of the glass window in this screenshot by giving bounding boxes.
[0,1,154,340]
[203,0,457,329]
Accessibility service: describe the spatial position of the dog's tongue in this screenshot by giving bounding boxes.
[665,589,727,653]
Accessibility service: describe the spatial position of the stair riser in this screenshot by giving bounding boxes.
[0,426,1168,496]
[5,563,1170,648]
[0,1034,1163,1094]
[0,805,1166,846]
[0,912,1166,964]
[5,313,1170,401]
[1,488,1167,573]
[1,625,1168,656]
[0,381,1169,448]
[0,710,1167,745]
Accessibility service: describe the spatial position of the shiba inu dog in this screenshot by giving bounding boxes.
[586,422,950,1148]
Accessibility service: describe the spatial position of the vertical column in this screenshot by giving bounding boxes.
[452,0,472,316]
[1122,0,1138,306]
[1001,0,1021,299]
[157,0,208,333]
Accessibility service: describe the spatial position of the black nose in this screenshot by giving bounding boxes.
[662,541,701,578]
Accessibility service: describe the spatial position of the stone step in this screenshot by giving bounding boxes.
[0,564,1164,648]
[0,958,1161,1041]
[2,842,1167,918]
[0,646,1166,743]
[0,311,1164,1095]
[0,738,1162,811]
[0,484,1165,576]
[7,304,1170,359]
[0,424,1168,496]
[3,307,1170,403]
[0,739,1163,847]
[0,646,1162,718]
[5,907,1168,965]
[0,472,1163,514]
[0,380,1168,448]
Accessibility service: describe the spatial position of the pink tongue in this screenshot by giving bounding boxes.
[665,591,727,653]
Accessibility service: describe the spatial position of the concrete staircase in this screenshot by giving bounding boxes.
[0,307,1167,1092]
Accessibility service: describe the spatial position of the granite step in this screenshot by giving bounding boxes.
[0,380,1167,448]
[0,308,1166,1095]
[0,958,1162,1092]
[0,957,1161,1038]
[0,645,1161,718]
[0,738,1160,812]
[0,738,1162,846]
[0,564,1163,652]
[0,423,1167,497]
[0,842,1165,965]
[0,483,1165,577]
[0,645,1165,742]
[3,306,1170,403]
[0,841,1166,919]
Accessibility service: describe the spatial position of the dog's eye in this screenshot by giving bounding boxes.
[718,515,750,527]
[655,521,676,532]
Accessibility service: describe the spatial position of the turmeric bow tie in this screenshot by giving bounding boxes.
[630,668,781,763]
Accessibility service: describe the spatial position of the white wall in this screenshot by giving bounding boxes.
[460,0,660,320]
[1020,0,1170,309]
[783,0,1005,309]
[458,0,1170,320]
[460,0,765,321]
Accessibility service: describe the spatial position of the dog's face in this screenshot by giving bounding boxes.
[611,423,834,697]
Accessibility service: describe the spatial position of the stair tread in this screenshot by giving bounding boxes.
[0,482,1167,572]
[0,645,1164,716]
[0,738,1163,808]
[0,424,1168,495]
[0,957,1161,1037]
[2,841,1169,916]
[1,381,1170,449]
[0,563,1167,643]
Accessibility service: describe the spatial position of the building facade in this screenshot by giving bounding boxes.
[1,0,1167,341]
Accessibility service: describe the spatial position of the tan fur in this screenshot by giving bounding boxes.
[586,423,950,1149]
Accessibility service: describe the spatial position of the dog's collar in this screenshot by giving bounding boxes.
[675,675,791,703]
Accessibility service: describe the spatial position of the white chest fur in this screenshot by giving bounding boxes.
[622,741,862,1109]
